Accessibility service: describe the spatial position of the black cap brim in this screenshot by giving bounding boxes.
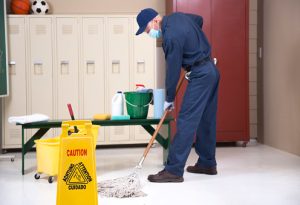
[136,24,147,35]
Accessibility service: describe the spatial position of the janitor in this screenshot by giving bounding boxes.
[136,8,220,182]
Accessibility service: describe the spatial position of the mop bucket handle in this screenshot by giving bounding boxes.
[61,120,93,139]
[124,96,153,108]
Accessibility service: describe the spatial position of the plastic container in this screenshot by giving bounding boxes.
[136,84,145,91]
[34,121,100,183]
[111,91,124,116]
[153,89,165,118]
[124,91,152,119]
[70,124,100,146]
[34,137,60,183]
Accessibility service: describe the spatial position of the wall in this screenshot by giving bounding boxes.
[261,0,300,156]
[5,0,165,14]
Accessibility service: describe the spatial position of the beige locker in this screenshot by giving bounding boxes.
[56,17,79,119]
[106,17,131,142]
[132,18,156,141]
[82,17,105,143]
[3,15,159,148]
[3,17,27,148]
[28,17,54,138]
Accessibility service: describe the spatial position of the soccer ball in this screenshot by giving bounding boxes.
[31,0,49,14]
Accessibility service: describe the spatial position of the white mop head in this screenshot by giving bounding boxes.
[98,169,146,198]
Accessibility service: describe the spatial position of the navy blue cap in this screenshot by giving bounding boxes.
[136,8,158,35]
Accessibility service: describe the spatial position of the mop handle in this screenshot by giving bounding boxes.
[138,72,185,167]
[67,103,79,133]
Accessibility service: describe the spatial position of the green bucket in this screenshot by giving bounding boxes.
[124,92,152,119]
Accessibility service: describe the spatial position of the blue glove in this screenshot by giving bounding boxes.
[164,101,174,111]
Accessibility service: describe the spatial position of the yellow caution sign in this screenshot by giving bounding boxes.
[56,121,98,205]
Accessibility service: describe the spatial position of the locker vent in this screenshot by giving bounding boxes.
[8,128,21,139]
[62,25,73,35]
[139,127,145,135]
[113,25,123,34]
[88,25,98,35]
[35,25,47,35]
[114,127,124,135]
[9,25,19,34]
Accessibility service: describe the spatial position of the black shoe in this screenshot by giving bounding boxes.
[148,170,184,183]
[186,165,217,175]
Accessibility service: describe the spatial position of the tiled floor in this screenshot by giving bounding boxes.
[0,142,300,205]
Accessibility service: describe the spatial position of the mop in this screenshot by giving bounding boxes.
[98,74,186,198]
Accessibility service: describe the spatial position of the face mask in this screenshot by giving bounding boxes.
[149,28,161,39]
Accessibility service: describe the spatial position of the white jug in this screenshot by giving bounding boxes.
[111,91,124,116]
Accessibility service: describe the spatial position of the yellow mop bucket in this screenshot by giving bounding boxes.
[56,120,98,205]
[34,137,60,183]
[34,121,99,183]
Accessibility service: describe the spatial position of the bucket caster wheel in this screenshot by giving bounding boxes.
[34,173,40,180]
[48,176,54,183]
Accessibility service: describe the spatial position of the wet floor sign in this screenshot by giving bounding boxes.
[56,121,98,205]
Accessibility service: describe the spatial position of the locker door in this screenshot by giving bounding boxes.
[132,19,156,141]
[28,17,53,138]
[56,17,79,119]
[166,0,249,142]
[82,17,105,143]
[212,0,249,141]
[107,17,130,142]
[4,17,27,148]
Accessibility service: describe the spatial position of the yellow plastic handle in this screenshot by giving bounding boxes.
[62,120,92,127]
[61,121,93,139]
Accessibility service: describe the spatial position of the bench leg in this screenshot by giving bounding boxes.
[22,128,25,175]
[163,123,171,165]
[141,125,168,149]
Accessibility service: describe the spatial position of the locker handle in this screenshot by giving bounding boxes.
[9,61,16,75]
[9,61,16,65]
[137,60,145,73]
[86,60,95,64]
[213,58,218,65]
[258,47,263,59]
[34,61,43,75]
[34,61,43,65]
[112,60,120,73]
[112,60,120,64]
[137,60,145,64]
[60,60,69,75]
[61,60,69,65]
[86,60,95,74]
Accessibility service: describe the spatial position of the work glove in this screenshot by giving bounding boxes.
[164,101,174,111]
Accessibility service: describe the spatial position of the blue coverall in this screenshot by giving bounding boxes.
[162,12,220,177]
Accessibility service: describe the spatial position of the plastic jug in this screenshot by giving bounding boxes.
[136,84,150,93]
[111,91,124,116]
[136,84,145,91]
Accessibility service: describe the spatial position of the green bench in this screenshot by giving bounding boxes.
[18,118,174,175]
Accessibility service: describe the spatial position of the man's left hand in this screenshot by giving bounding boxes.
[164,101,174,111]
